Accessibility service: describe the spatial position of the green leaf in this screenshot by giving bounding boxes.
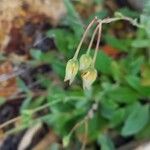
[30,49,42,60]
[63,0,83,38]
[116,8,139,18]
[87,112,107,140]
[52,60,65,79]
[64,0,79,20]
[0,97,5,105]
[111,61,122,82]
[21,109,33,125]
[104,35,132,52]
[129,56,144,75]
[137,123,150,139]
[110,108,126,128]
[125,75,150,97]
[95,51,111,74]
[29,96,45,109]
[16,78,29,93]
[20,96,32,111]
[45,113,73,135]
[98,134,115,150]
[100,99,118,120]
[93,0,104,4]
[121,103,149,136]
[141,64,150,86]
[47,29,76,56]
[125,75,142,92]
[144,0,150,14]
[140,14,150,37]
[47,29,68,53]
[109,87,139,104]
[87,10,108,23]
[40,52,54,63]
[132,39,150,48]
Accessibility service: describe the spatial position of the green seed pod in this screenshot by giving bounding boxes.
[64,58,79,85]
[81,67,97,90]
[79,54,93,71]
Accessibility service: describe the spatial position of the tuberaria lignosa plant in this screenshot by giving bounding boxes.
[64,13,144,90]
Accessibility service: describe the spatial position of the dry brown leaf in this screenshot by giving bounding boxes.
[0,0,23,51]
[18,123,42,150]
[0,62,18,98]
[0,129,5,139]
[25,0,66,26]
[8,53,28,63]
[75,0,103,19]
[5,27,26,54]
[32,130,58,150]
[0,0,66,52]
[0,0,22,22]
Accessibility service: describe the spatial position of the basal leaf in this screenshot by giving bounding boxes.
[95,51,111,74]
[121,103,149,136]
[98,134,115,150]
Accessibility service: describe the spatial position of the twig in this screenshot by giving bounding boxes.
[0,116,21,129]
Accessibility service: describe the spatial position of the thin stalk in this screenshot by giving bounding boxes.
[93,22,102,64]
[73,17,98,59]
[101,17,143,28]
[69,119,85,136]
[86,23,100,55]
[0,116,21,129]
[81,121,88,150]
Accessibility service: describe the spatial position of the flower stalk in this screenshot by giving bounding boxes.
[73,17,98,59]
[65,14,143,89]
[86,22,100,55]
[93,22,102,64]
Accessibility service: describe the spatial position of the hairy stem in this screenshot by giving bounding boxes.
[87,23,100,55]
[101,17,143,28]
[73,17,98,59]
[93,22,102,64]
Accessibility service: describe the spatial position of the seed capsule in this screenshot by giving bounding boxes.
[79,54,93,71]
[64,58,79,85]
[81,67,97,90]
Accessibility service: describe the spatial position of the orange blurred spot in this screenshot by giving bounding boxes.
[102,45,120,58]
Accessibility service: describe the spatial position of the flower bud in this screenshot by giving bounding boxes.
[81,67,97,90]
[64,58,79,85]
[79,54,93,71]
